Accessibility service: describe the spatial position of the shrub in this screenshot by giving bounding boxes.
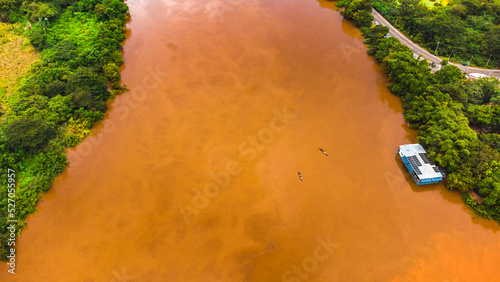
[4,117,55,151]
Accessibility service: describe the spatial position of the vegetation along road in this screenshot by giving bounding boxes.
[372,9,500,79]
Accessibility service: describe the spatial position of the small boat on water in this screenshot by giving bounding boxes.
[297,170,303,181]
[319,148,328,156]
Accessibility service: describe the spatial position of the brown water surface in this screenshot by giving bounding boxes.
[2,0,500,281]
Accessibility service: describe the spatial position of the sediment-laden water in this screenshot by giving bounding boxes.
[2,0,499,281]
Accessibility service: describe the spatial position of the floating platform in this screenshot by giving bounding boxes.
[398,144,443,185]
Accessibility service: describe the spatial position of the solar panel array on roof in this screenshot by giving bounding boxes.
[399,144,444,184]
[419,153,430,164]
[408,155,422,167]
[407,156,422,175]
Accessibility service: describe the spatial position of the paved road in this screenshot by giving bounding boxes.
[372,10,500,79]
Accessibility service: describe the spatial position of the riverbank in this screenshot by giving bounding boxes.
[337,0,500,223]
[0,1,129,261]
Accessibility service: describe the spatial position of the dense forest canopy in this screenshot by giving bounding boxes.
[0,0,128,260]
[373,0,500,67]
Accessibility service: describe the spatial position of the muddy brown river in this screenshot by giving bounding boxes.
[2,0,500,281]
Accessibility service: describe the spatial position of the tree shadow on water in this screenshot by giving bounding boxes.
[394,154,500,232]
[314,0,339,11]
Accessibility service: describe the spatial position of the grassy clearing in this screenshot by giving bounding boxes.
[0,22,39,116]
[420,0,448,7]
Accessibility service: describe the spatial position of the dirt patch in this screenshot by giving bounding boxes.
[469,190,484,204]
[0,22,39,106]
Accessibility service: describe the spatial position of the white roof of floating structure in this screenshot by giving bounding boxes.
[398,144,442,180]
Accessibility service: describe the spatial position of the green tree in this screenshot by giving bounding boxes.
[362,25,389,46]
[484,183,500,206]
[438,81,468,106]
[47,94,74,125]
[340,0,374,27]
[44,80,66,98]
[434,65,464,84]
[71,89,93,110]
[0,0,20,22]
[475,77,500,104]
[3,118,56,151]
[480,133,500,151]
[27,24,46,51]
[464,81,485,105]
[23,2,58,22]
[66,67,109,101]
[103,62,120,84]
